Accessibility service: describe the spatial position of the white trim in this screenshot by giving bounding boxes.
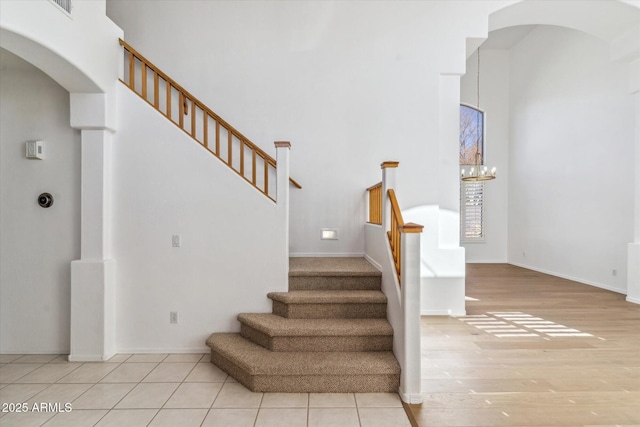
[68,354,113,362]
[400,391,423,404]
[289,252,365,257]
[364,254,383,271]
[0,349,68,355]
[421,309,467,316]
[509,262,626,295]
[626,296,640,304]
[116,347,210,354]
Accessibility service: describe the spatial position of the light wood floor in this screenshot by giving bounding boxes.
[407,264,640,427]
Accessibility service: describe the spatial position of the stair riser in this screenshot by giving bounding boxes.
[272,301,387,319]
[240,325,393,352]
[289,276,381,290]
[211,349,399,393]
[251,374,399,393]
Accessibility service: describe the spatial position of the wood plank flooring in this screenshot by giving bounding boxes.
[407,264,640,427]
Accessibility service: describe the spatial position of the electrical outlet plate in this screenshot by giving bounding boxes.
[170,312,178,323]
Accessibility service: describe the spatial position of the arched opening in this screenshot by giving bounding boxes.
[457,0,639,298]
[0,48,81,354]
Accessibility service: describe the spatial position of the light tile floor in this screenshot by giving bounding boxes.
[0,354,411,427]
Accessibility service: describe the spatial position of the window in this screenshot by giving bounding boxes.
[460,104,485,242]
[460,104,484,165]
[461,180,484,241]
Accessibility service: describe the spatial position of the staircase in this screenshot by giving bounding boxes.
[206,257,401,392]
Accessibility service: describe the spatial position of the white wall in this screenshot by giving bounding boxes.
[106,0,499,257]
[0,49,81,353]
[508,26,635,293]
[113,85,288,352]
[460,49,510,262]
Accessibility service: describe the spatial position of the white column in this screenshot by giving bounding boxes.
[69,94,117,361]
[438,74,462,215]
[399,223,423,404]
[627,88,640,304]
[275,141,291,286]
[381,161,399,233]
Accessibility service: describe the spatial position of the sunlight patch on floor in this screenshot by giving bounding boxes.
[458,311,593,338]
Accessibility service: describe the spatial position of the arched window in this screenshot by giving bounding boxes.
[460,104,485,242]
[459,104,484,165]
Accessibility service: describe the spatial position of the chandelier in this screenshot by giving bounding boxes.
[461,48,496,182]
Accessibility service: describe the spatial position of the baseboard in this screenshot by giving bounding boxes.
[68,354,110,362]
[116,347,210,354]
[399,391,423,404]
[364,254,383,271]
[626,296,640,304]
[509,262,626,295]
[0,350,68,355]
[421,309,466,316]
[290,252,365,258]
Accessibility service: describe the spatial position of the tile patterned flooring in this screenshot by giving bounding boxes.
[0,353,411,427]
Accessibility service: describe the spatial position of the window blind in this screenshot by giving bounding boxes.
[461,181,484,241]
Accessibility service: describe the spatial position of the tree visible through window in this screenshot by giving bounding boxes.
[460,104,485,242]
[460,104,484,165]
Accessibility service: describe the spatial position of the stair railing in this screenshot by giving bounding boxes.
[364,161,423,404]
[366,182,382,225]
[119,39,301,201]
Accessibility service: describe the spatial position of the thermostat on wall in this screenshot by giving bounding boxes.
[26,140,45,160]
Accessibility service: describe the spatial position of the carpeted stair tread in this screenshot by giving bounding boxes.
[207,333,400,376]
[237,313,393,337]
[267,290,387,304]
[289,257,382,277]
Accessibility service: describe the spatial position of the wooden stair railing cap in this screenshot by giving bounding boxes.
[381,161,399,169]
[366,181,382,191]
[402,222,424,233]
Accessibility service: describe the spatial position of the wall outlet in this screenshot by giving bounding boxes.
[170,312,178,323]
[612,269,617,277]
[172,235,181,247]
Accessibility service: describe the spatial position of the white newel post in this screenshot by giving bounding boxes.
[69,93,117,361]
[400,223,424,404]
[275,141,291,284]
[381,161,399,233]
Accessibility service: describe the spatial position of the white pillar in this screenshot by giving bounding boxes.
[438,74,462,215]
[275,141,291,286]
[627,88,640,304]
[381,161,399,233]
[69,94,117,361]
[399,223,423,404]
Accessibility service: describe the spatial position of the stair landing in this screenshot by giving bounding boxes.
[289,257,381,276]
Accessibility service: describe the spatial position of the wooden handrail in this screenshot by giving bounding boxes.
[366,182,382,225]
[119,39,301,197]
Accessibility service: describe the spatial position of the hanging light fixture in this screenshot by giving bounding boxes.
[461,48,496,182]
